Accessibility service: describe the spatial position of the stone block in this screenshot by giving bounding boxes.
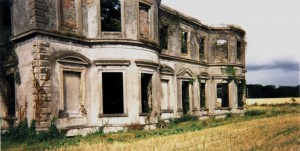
[32,60,39,67]
[40,115,49,121]
[31,16,49,24]
[39,60,49,67]
[40,67,51,74]
[33,53,50,60]
[42,108,51,114]
[39,121,51,127]
[29,0,45,4]
[31,9,45,17]
[30,2,48,11]
[35,41,50,47]
[32,47,46,53]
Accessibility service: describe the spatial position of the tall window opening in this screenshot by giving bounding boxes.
[200,83,206,109]
[217,83,229,108]
[199,38,205,59]
[238,83,244,107]
[182,81,190,114]
[159,25,168,49]
[102,72,124,114]
[101,0,121,32]
[4,75,16,117]
[141,73,152,113]
[237,41,242,61]
[181,31,188,54]
[63,71,81,115]
[216,39,228,62]
[161,80,169,110]
[139,3,151,37]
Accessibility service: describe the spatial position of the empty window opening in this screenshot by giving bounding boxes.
[200,83,206,109]
[102,72,124,114]
[182,81,190,114]
[161,80,169,110]
[237,41,242,61]
[101,0,121,32]
[63,71,81,115]
[217,83,229,108]
[160,25,168,49]
[139,4,151,37]
[216,39,228,59]
[141,73,152,113]
[181,31,188,54]
[3,75,16,117]
[199,38,205,59]
[238,83,244,107]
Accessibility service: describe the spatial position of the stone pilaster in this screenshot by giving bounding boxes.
[32,40,52,128]
[29,0,49,30]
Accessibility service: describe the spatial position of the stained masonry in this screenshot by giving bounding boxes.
[0,0,246,135]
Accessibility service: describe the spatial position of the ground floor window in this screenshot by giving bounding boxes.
[161,79,169,110]
[238,83,244,107]
[63,71,82,116]
[182,81,190,114]
[102,72,124,114]
[200,82,206,109]
[141,73,152,113]
[217,83,229,108]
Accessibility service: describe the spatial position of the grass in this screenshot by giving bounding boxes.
[1,104,300,151]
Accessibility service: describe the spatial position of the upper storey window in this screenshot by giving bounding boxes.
[199,37,205,59]
[236,41,242,62]
[159,25,168,49]
[101,0,121,32]
[181,31,188,54]
[60,0,82,32]
[139,3,151,38]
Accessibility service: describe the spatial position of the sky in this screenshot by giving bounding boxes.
[162,0,300,86]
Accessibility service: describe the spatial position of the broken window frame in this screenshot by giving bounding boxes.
[181,30,188,54]
[59,65,87,118]
[58,0,83,33]
[98,68,127,117]
[216,39,229,62]
[139,2,152,39]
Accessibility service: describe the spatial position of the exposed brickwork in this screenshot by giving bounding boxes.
[61,0,77,30]
[32,40,52,128]
[30,0,48,30]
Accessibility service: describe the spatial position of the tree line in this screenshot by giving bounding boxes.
[246,85,299,98]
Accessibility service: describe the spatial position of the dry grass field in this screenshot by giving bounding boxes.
[57,115,299,151]
[2,105,299,151]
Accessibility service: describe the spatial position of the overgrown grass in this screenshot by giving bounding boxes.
[1,104,299,151]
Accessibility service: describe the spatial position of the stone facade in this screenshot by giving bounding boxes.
[1,0,246,134]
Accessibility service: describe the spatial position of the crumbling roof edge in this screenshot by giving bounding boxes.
[159,4,246,36]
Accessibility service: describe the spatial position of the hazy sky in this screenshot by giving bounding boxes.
[162,0,300,86]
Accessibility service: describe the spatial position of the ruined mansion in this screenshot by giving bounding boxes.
[1,0,246,133]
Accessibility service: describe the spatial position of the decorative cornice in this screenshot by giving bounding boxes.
[135,60,159,69]
[94,60,131,66]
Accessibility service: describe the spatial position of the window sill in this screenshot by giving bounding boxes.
[177,108,183,112]
[98,113,128,118]
[161,109,174,113]
[237,107,244,110]
[215,107,232,110]
[200,108,209,111]
[139,113,151,116]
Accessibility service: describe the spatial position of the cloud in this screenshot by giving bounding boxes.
[247,60,299,71]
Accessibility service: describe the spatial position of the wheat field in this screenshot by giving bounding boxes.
[55,114,300,151]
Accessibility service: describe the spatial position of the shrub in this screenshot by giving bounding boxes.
[170,115,198,124]
[225,112,233,118]
[245,110,266,117]
[126,123,144,131]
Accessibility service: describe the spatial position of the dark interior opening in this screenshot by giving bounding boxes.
[159,25,168,49]
[237,41,242,61]
[200,83,206,108]
[103,72,124,114]
[181,31,188,54]
[101,0,121,32]
[141,73,152,113]
[182,81,189,114]
[7,74,15,117]
[199,38,205,59]
[217,83,229,107]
